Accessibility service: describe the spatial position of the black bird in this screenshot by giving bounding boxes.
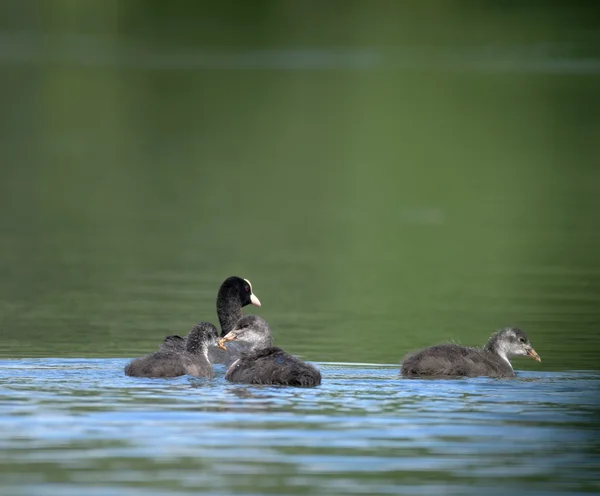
[125,322,219,378]
[401,327,541,378]
[219,315,321,387]
[215,276,261,336]
[160,276,261,364]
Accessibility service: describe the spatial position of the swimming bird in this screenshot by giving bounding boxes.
[218,315,321,387]
[401,327,541,378]
[160,276,261,364]
[125,322,219,378]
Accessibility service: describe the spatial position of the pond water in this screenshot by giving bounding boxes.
[1,359,598,496]
[1,2,600,495]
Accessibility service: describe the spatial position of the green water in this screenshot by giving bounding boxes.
[1,3,600,496]
[1,4,599,368]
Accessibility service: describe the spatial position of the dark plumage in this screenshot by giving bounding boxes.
[216,276,261,336]
[160,335,186,352]
[125,322,219,378]
[226,347,322,387]
[220,315,321,387]
[401,327,541,378]
[160,276,261,364]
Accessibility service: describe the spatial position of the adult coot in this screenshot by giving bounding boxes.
[216,276,261,335]
[401,327,541,378]
[125,322,219,378]
[218,315,321,387]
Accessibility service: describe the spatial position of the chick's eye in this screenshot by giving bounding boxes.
[519,337,526,343]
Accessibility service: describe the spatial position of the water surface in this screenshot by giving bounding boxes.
[0,359,598,496]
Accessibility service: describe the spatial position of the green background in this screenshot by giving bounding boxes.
[1,1,599,370]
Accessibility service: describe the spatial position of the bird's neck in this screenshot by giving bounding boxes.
[485,341,513,370]
[496,349,513,369]
[217,288,243,336]
[250,335,273,352]
[188,344,208,358]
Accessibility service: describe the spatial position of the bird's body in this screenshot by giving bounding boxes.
[225,346,322,387]
[401,328,541,378]
[401,343,515,378]
[125,322,218,378]
[219,315,321,387]
[124,350,211,378]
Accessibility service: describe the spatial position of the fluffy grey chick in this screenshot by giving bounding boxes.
[219,315,321,387]
[401,327,541,378]
[125,322,219,378]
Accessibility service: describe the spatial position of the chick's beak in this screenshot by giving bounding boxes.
[527,347,541,362]
[250,293,261,307]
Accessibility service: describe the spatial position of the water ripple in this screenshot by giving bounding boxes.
[0,359,598,495]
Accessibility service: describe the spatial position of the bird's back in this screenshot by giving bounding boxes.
[159,335,187,353]
[225,347,321,387]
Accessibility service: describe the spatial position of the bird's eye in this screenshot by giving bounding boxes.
[245,286,250,293]
[519,337,526,343]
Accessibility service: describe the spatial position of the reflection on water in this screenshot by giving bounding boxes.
[0,360,598,495]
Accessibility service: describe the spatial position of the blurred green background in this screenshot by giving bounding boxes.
[0,1,599,370]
